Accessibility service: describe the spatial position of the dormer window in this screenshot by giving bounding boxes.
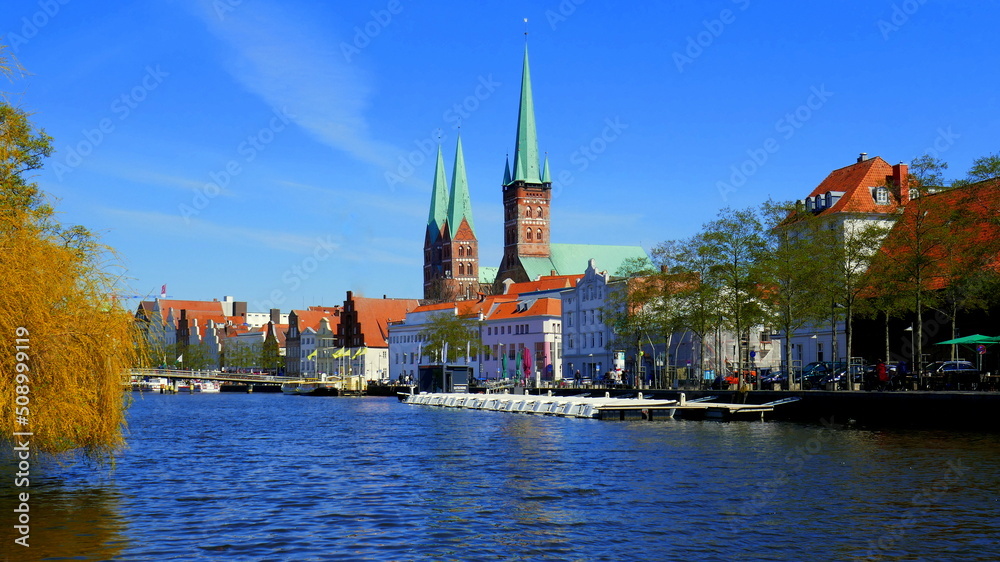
[875,186,889,205]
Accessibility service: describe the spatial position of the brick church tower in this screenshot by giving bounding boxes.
[496,45,552,286]
[423,137,480,301]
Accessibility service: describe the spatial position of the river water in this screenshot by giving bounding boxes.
[3,392,1000,561]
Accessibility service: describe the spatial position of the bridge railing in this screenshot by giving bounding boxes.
[130,368,296,383]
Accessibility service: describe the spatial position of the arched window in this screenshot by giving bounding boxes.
[536,229,543,241]
[525,208,531,218]
[458,263,465,275]
[536,206,543,218]
[526,229,533,241]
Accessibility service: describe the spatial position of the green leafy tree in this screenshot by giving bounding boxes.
[654,238,718,380]
[759,200,828,383]
[418,310,484,364]
[701,207,768,382]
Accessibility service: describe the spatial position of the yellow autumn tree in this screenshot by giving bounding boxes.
[1,46,144,458]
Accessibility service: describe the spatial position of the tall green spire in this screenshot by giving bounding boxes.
[541,154,551,183]
[503,155,512,185]
[447,135,475,237]
[511,45,541,184]
[427,145,449,241]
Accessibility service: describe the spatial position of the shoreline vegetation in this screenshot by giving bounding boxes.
[1,46,145,460]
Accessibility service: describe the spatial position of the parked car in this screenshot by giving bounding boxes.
[821,364,876,388]
[801,362,844,389]
[925,360,981,390]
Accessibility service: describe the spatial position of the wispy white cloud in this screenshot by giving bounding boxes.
[101,207,339,254]
[191,1,404,180]
[278,180,425,220]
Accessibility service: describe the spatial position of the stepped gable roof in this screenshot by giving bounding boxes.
[518,244,649,281]
[181,311,229,330]
[806,156,904,215]
[352,296,421,347]
[486,297,561,321]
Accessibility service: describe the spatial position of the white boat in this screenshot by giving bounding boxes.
[193,381,220,393]
[281,381,304,395]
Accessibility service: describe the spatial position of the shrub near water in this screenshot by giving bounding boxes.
[1,90,143,458]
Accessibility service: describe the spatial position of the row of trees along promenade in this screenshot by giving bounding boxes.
[603,154,1000,389]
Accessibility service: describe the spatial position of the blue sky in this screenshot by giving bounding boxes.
[4,0,998,312]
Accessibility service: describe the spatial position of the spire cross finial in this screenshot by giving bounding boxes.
[524,18,528,40]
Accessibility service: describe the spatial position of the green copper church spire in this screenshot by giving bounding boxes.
[511,45,541,184]
[503,155,512,185]
[541,153,551,183]
[447,135,475,237]
[427,144,449,241]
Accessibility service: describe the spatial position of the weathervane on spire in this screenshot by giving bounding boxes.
[524,17,528,40]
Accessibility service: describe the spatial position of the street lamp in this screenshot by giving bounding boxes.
[904,325,915,388]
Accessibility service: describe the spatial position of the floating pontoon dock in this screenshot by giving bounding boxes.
[401,392,799,421]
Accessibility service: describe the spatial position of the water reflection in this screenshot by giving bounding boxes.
[0,462,127,560]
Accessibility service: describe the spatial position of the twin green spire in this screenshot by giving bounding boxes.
[510,45,543,185]
[427,145,450,242]
[447,135,474,237]
[427,137,475,239]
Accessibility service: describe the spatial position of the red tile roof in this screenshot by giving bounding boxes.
[873,178,1000,292]
[350,296,421,347]
[291,309,338,331]
[806,156,906,216]
[506,274,583,295]
[487,297,562,321]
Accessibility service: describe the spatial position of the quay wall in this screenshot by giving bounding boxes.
[538,388,1000,430]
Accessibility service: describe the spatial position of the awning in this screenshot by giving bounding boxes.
[934,334,1000,345]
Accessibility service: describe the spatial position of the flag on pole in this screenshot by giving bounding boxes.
[501,348,508,379]
[442,342,449,364]
[176,354,183,363]
[515,347,522,377]
[353,347,367,359]
[160,284,167,298]
[466,341,471,364]
[417,342,422,364]
[307,349,317,360]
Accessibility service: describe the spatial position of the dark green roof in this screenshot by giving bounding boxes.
[478,266,499,285]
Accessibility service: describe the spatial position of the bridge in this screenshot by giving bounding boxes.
[130,368,297,384]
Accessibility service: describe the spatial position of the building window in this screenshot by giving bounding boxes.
[536,206,543,218]
[526,229,533,241]
[536,229,542,242]
[875,186,889,205]
[525,208,531,218]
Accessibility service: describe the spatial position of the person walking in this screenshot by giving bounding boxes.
[876,359,888,391]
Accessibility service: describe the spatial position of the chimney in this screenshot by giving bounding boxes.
[892,162,909,203]
[857,152,868,163]
[270,308,280,324]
